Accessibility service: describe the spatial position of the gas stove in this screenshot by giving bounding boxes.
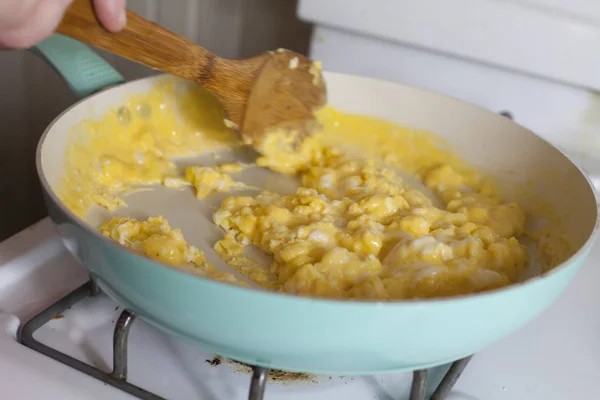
[1,216,599,400]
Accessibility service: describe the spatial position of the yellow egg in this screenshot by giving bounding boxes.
[62,78,542,300]
[213,112,530,300]
[99,216,240,285]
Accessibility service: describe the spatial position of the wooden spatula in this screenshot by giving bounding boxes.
[56,0,327,147]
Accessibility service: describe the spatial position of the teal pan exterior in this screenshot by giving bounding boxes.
[45,196,590,374]
[33,35,599,375]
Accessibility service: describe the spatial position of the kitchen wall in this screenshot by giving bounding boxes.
[0,0,311,241]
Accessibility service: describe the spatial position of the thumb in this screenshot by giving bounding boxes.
[93,0,126,32]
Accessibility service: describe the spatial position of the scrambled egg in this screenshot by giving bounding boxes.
[183,164,249,199]
[60,77,571,300]
[214,141,527,299]
[99,216,239,285]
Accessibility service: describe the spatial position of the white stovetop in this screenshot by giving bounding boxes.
[0,217,599,400]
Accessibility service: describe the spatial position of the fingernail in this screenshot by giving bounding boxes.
[118,9,127,29]
[106,0,118,13]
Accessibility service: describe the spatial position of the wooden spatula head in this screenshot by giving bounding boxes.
[238,50,327,146]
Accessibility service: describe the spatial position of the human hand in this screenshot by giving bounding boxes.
[0,0,126,49]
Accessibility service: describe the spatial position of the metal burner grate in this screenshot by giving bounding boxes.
[18,280,472,400]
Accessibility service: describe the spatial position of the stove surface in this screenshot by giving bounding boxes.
[0,218,598,399]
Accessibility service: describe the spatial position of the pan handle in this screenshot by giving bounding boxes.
[29,34,124,99]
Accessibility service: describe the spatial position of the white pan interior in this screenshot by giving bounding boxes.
[39,73,598,287]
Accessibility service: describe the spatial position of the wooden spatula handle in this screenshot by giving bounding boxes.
[56,0,218,83]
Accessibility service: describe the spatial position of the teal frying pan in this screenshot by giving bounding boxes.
[32,35,598,374]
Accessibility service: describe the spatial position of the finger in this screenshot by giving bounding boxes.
[0,0,39,30]
[0,0,73,49]
[93,0,126,32]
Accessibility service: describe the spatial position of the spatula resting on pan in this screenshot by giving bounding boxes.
[56,0,327,148]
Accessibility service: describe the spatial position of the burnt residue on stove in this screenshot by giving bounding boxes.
[266,368,315,383]
[205,355,315,383]
[205,356,222,366]
[233,360,315,383]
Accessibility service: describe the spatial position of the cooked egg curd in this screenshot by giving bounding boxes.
[183,164,249,199]
[99,216,239,285]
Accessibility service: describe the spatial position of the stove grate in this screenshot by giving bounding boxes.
[18,280,472,400]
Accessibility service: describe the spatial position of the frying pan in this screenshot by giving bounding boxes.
[31,35,598,375]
